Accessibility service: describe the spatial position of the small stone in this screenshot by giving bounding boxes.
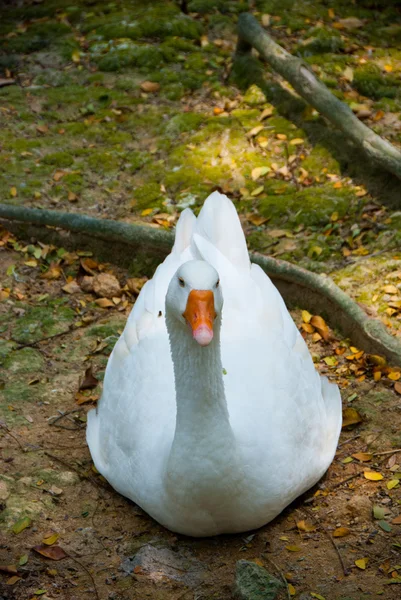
[234,560,283,600]
[345,494,372,520]
[0,480,10,501]
[92,273,121,299]
[80,276,95,293]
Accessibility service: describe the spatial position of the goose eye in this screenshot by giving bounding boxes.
[215,279,220,288]
[178,277,185,288]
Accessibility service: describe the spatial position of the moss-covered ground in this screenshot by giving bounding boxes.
[2,1,401,598]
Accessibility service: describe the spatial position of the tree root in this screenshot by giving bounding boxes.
[236,13,401,185]
[1,203,401,365]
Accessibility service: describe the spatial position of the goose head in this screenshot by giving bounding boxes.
[166,260,223,347]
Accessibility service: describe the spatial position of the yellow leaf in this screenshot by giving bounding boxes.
[387,479,399,490]
[276,133,287,140]
[302,310,312,323]
[247,125,264,137]
[42,533,59,546]
[296,520,315,532]
[364,471,383,481]
[328,7,335,18]
[384,64,393,72]
[388,371,401,381]
[352,452,372,462]
[68,191,78,202]
[141,208,153,216]
[285,545,301,552]
[24,260,38,268]
[71,50,80,63]
[10,186,17,197]
[355,558,368,570]
[288,583,296,596]
[259,107,273,120]
[333,181,342,189]
[95,298,114,308]
[53,170,66,182]
[140,81,160,93]
[311,594,326,600]
[251,186,264,197]
[333,527,350,537]
[323,356,338,367]
[279,536,289,541]
[341,457,353,464]
[382,285,398,294]
[251,166,270,180]
[302,323,315,334]
[310,315,330,341]
[290,138,304,146]
[342,408,362,428]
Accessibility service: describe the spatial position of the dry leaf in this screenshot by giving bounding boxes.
[33,545,67,561]
[276,133,287,140]
[10,186,17,197]
[251,186,264,197]
[333,527,350,537]
[355,558,368,570]
[140,81,160,93]
[310,315,330,341]
[79,365,98,390]
[0,565,18,575]
[288,583,296,596]
[342,407,362,428]
[42,533,59,546]
[302,323,315,334]
[6,576,21,585]
[75,392,99,405]
[62,280,80,294]
[251,166,270,180]
[68,191,78,202]
[352,452,372,462]
[259,107,273,120]
[389,371,401,381]
[36,125,49,134]
[364,471,383,481]
[12,516,32,534]
[285,545,301,552]
[296,520,315,532]
[95,298,114,308]
[247,125,264,137]
[395,382,401,395]
[387,479,399,490]
[392,515,401,524]
[382,285,398,294]
[302,310,312,323]
[53,170,66,182]
[289,138,304,146]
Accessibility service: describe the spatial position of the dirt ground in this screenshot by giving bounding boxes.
[2,0,401,598]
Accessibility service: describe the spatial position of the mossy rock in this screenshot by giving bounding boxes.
[3,348,44,374]
[301,144,341,176]
[353,63,399,99]
[10,302,75,345]
[243,84,266,106]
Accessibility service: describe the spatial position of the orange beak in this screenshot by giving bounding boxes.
[183,290,216,346]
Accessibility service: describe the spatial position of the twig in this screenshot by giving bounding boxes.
[303,508,349,576]
[374,448,401,456]
[12,326,74,349]
[330,472,362,490]
[265,557,291,600]
[338,434,361,448]
[65,552,100,600]
[0,422,26,452]
[48,408,85,429]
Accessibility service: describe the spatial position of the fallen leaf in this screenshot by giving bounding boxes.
[302,323,315,334]
[259,107,273,120]
[310,315,330,341]
[392,515,401,524]
[68,191,78,202]
[342,407,362,428]
[251,186,264,197]
[297,520,315,532]
[389,371,401,381]
[36,125,49,134]
[382,285,398,294]
[10,186,17,197]
[352,452,372,462]
[75,392,99,405]
[42,533,59,546]
[248,215,269,226]
[355,558,368,570]
[384,64,393,73]
[285,545,301,552]
[302,310,312,323]
[140,81,160,93]
[95,297,114,308]
[71,49,80,63]
[79,365,98,390]
[288,583,296,596]
[6,576,21,585]
[247,125,264,137]
[251,166,270,180]
[364,471,383,481]
[276,133,287,140]
[378,520,392,532]
[33,545,67,561]
[19,555,28,566]
[213,107,224,115]
[373,505,386,520]
[324,356,338,367]
[289,138,304,145]
[12,516,32,534]
[343,66,354,82]
[0,565,18,575]
[395,382,401,395]
[387,479,399,490]
[311,594,326,600]
[333,527,350,537]
[268,229,288,238]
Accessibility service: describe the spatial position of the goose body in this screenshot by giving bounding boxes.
[87,192,342,537]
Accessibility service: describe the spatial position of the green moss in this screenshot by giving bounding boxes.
[0,340,17,365]
[353,64,399,99]
[42,151,74,168]
[243,85,266,106]
[11,302,75,345]
[296,27,344,56]
[165,112,205,137]
[87,150,120,174]
[301,144,341,176]
[132,182,163,209]
[1,21,71,54]
[3,348,44,374]
[93,41,176,72]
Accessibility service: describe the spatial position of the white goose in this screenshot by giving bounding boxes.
[87,191,342,537]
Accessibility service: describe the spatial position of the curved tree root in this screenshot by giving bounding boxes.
[1,203,400,365]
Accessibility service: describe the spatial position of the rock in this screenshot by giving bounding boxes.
[93,273,121,298]
[0,480,10,501]
[243,84,266,106]
[122,543,204,587]
[234,560,283,600]
[80,276,95,293]
[344,494,372,520]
